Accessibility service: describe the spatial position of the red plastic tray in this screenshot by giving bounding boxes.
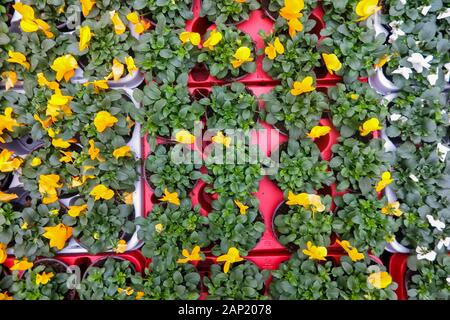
[389,253,408,300]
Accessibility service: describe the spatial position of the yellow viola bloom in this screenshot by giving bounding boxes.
[307,125,331,139]
[37,73,60,90]
[355,0,381,22]
[46,91,73,120]
[126,12,144,34]
[286,191,309,206]
[59,151,73,163]
[367,271,392,289]
[80,0,96,17]
[374,55,390,69]
[88,139,103,161]
[179,31,201,46]
[35,19,54,38]
[265,37,284,60]
[382,201,403,217]
[21,222,28,230]
[350,93,359,100]
[1,71,17,91]
[106,58,125,81]
[0,149,22,172]
[175,130,195,144]
[288,18,303,38]
[308,194,325,213]
[79,25,93,51]
[12,3,35,20]
[0,191,18,202]
[52,138,73,149]
[43,223,72,250]
[125,56,138,74]
[203,29,223,50]
[0,243,6,264]
[135,291,145,300]
[10,258,33,271]
[114,239,127,253]
[280,0,304,20]
[0,107,22,143]
[13,4,54,38]
[375,171,394,193]
[113,146,131,159]
[359,118,382,136]
[68,204,88,218]
[302,241,327,261]
[90,184,114,201]
[51,55,78,82]
[322,53,342,75]
[234,200,249,215]
[216,247,244,273]
[110,10,126,35]
[212,131,231,148]
[0,292,13,300]
[177,246,203,264]
[336,240,364,262]
[7,51,30,70]
[155,223,164,233]
[94,111,118,132]
[30,157,42,167]
[123,192,134,205]
[231,46,253,69]
[38,174,62,204]
[290,76,315,96]
[159,188,180,206]
[36,272,54,285]
[117,287,134,296]
[83,79,109,93]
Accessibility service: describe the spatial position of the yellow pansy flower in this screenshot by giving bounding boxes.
[0,191,18,202]
[46,91,73,120]
[68,204,88,218]
[110,10,126,35]
[90,184,114,201]
[286,191,310,206]
[212,131,231,148]
[350,93,359,100]
[290,76,315,96]
[80,0,96,17]
[367,271,392,289]
[10,258,33,271]
[308,194,325,213]
[265,37,284,60]
[175,130,195,144]
[52,138,73,149]
[302,241,327,261]
[359,118,382,136]
[1,71,17,91]
[374,55,390,69]
[94,111,118,132]
[155,223,164,233]
[83,79,109,93]
[126,12,148,35]
[79,25,93,51]
[21,222,28,230]
[117,287,134,296]
[59,151,73,163]
[51,55,78,82]
[177,246,203,264]
[0,292,13,300]
[43,223,72,250]
[88,139,103,161]
[288,18,303,38]
[106,58,125,81]
[355,0,381,22]
[13,3,54,38]
[159,188,180,206]
[125,56,138,74]
[216,247,244,273]
[179,31,201,46]
[307,125,331,139]
[12,3,35,20]
[322,53,342,75]
[280,0,304,20]
[38,174,62,204]
[36,272,54,285]
[203,29,223,50]
[382,201,403,217]
[7,51,30,70]
[135,291,144,300]
[123,192,133,205]
[231,46,253,69]
[0,149,22,173]
[375,171,393,193]
[234,200,249,215]
[113,146,131,159]
[0,108,22,143]
[37,73,60,91]
[336,240,364,262]
[114,239,127,253]
[0,243,6,264]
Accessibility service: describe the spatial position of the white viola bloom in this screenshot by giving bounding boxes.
[416,247,437,262]
[437,8,450,19]
[444,63,450,82]
[392,67,413,79]
[409,174,419,182]
[399,0,406,4]
[421,5,432,15]
[437,237,450,250]
[427,70,439,86]
[426,214,446,232]
[447,277,450,284]
[407,53,433,73]
[437,143,450,162]
[390,113,402,121]
[388,21,406,43]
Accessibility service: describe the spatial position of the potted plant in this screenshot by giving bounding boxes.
[406,253,450,300]
[207,196,265,256]
[0,201,22,248]
[7,258,75,300]
[132,0,193,27]
[134,18,198,83]
[333,193,401,255]
[198,82,259,131]
[261,80,328,139]
[271,139,334,194]
[78,256,140,300]
[136,198,209,259]
[274,195,333,249]
[328,82,387,137]
[63,197,135,254]
[145,144,204,198]
[330,137,390,194]
[198,25,256,80]
[200,0,261,25]
[0,90,34,144]
[204,261,269,300]
[260,0,318,22]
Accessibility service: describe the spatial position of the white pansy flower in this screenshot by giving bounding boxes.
[399,0,406,4]
[416,247,437,262]
[426,215,446,232]
[437,237,450,250]
[407,53,433,73]
[392,67,413,79]
[427,70,439,86]
[437,8,450,19]
[388,21,406,43]
[447,277,450,284]
[409,174,419,182]
[437,143,450,162]
[444,63,450,82]
[420,5,432,15]
[390,114,402,121]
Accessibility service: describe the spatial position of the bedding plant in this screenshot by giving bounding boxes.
[260,0,318,22]
[200,0,261,25]
[132,0,193,27]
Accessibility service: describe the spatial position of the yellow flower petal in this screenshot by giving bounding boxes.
[80,0,96,17]
[159,188,180,206]
[175,130,195,144]
[94,111,118,132]
[51,55,78,82]
[90,184,114,201]
[79,25,93,51]
[10,258,33,271]
[112,146,131,159]
[302,241,327,261]
[307,125,331,139]
[203,29,223,50]
[359,118,382,136]
[68,204,88,218]
[290,76,315,96]
[110,11,126,35]
[0,191,18,202]
[7,51,30,70]
[216,247,244,273]
[368,271,392,289]
[322,53,342,75]
[36,272,55,285]
[356,0,381,22]
[43,223,72,250]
